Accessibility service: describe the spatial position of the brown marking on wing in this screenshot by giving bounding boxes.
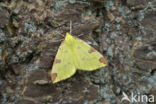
[51,73,57,83]
[74,37,80,40]
[99,57,107,65]
[53,59,57,65]
[88,47,96,53]
[53,59,61,65]
[60,41,64,46]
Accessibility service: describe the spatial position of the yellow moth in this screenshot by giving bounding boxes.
[51,33,107,83]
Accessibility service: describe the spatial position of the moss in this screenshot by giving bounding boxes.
[69,0,76,4]
[0,30,7,43]
[53,0,67,12]
[118,7,131,18]
[24,22,36,33]
[104,0,114,9]
[99,85,116,102]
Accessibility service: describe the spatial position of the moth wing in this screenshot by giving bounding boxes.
[51,42,76,83]
[74,37,107,70]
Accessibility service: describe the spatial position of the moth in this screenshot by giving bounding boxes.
[51,33,107,83]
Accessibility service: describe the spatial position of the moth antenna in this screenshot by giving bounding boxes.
[56,31,65,38]
[78,33,84,37]
[70,20,72,35]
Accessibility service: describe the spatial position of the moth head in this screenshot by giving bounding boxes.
[65,33,75,45]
